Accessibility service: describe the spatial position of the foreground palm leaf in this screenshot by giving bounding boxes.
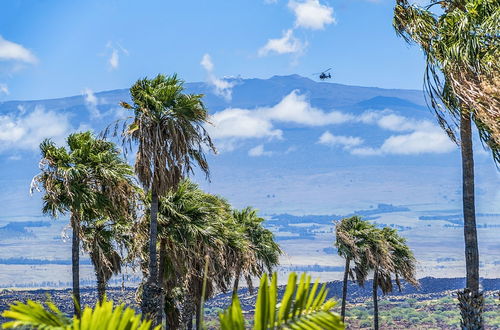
[1,298,160,330]
[219,272,344,330]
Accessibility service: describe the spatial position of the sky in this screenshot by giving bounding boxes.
[0,0,427,101]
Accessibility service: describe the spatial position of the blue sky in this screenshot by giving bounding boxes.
[0,0,426,100]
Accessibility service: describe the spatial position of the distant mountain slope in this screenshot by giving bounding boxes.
[0,74,426,113]
[0,75,498,287]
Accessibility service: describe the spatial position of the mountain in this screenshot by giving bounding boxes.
[0,75,499,287]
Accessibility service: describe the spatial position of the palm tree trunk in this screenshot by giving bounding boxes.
[341,257,350,321]
[458,112,484,329]
[141,188,161,323]
[372,269,379,330]
[157,239,167,326]
[460,112,479,293]
[96,271,106,303]
[149,189,159,282]
[71,213,81,317]
[232,266,241,297]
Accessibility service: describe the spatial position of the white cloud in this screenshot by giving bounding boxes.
[109,49,119,69]
[349,112,455,156]
[207,90,351,146]
[82,88,101,118]
[0,35,37,63]
[258,29,306,56]
[0,106,73,152]
[318,131,363,148]
[378,129,455,155]
[263,90,352,125]
[106,42,128,70]
[208,90,358,154]
[248,144,273,157]
[200,54,235,101]
[200,54,214,72]
[208,108,283,140]
[288,0,335,30]
[0,83,8,95]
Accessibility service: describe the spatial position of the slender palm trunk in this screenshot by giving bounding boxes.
[341,257,350,321]
[157,239,167,326]
[71,213,81,317]
[96,271,106,303]
[372,269,379,330]
[460,113,479,293]
[141,187,160,322]
[149,190,159,282]
[232,266,241,297]
[458,112,484,329]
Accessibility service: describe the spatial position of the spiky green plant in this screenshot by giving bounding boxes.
[1,298,160,330]
[219,272,344,330]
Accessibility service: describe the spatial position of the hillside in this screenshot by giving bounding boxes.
[0,75,499,288]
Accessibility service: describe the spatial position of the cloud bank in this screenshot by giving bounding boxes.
[0,107,73,152]
[207,90,351,145]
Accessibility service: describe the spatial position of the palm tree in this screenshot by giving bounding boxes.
[349,227,392,330]
[81,219,127,302]
[334,216,377,322]
[370,227,418,330]
[231,207,282,297]
[129,180,241,329]
[31,131,136,316]
[393,0,499,326]
[117,74,216,322]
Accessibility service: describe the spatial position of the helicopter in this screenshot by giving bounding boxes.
[314,68,332,80]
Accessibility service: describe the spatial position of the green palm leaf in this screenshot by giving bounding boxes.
[1,298,160,330]
[219,272,344,330]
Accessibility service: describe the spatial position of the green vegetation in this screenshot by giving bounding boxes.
[116,74,216,324]
[5,8,498,323]
[30,131,137,316]
[393,0,500,326]
[344,295,500,329]
[335,217,418,329]
[1,298,160,330]
[219,272,344,330]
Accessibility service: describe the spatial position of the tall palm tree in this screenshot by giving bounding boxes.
[231,207,282,297]
[118,74,216,322]
[393,0,499,326]
[334,216,377,322]
[31,131,136,316]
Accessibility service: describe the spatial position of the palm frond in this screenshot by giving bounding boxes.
[219,272,344,330]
